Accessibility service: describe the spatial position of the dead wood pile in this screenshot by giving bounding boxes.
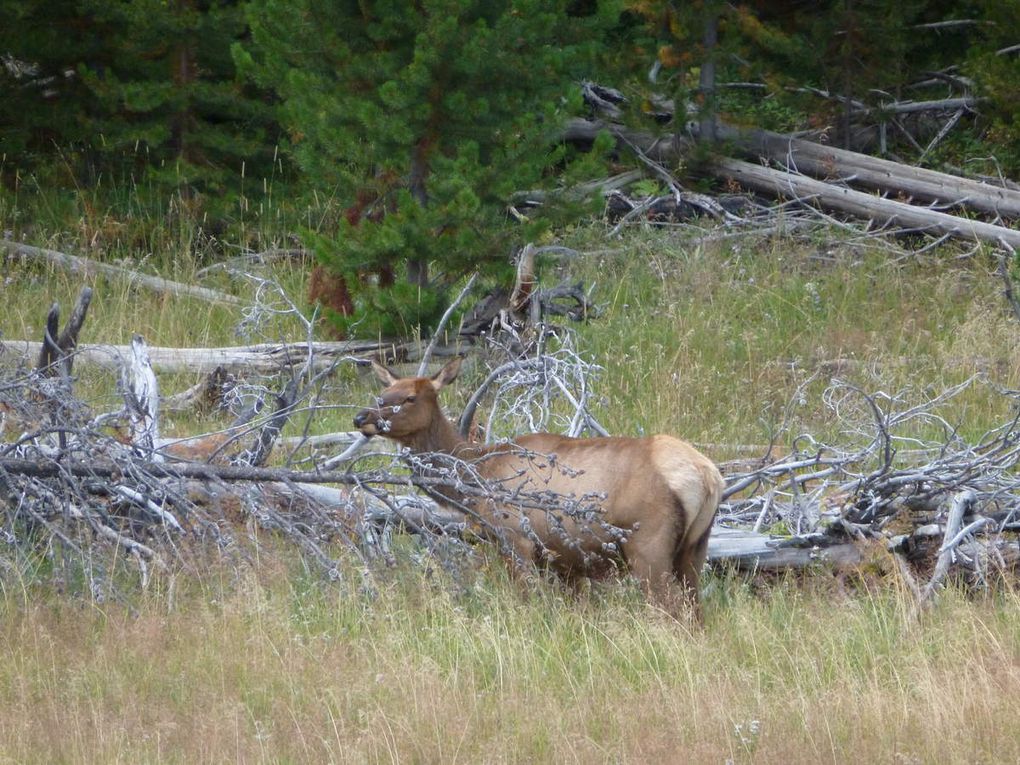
[2,284,1018,609]
[562,83,1020,252]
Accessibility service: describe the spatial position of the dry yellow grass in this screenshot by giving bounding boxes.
[1,570,1019,764]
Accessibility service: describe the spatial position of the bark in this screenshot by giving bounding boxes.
[698,9,718,144]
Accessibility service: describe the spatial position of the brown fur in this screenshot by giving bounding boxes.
[353,358,724,616]
[307,186,396,340]
[308,264,356,339]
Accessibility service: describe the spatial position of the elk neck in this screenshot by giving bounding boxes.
[401,405,469,457]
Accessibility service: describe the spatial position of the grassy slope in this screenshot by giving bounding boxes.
[2,212,1020,762]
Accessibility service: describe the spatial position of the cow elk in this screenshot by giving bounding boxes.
[353,357,723,616]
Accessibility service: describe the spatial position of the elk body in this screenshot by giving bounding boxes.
[353,357,724,613]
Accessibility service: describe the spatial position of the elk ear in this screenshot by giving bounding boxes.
[430,356,463,391]
[370,360,399,387]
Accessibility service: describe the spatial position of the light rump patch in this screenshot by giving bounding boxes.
[353,356,724,618]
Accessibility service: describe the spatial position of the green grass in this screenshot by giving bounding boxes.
[559,226,1020,452]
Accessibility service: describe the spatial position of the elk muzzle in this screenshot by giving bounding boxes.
[353,408,383,436]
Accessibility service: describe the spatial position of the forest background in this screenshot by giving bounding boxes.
[3,0,1019,334]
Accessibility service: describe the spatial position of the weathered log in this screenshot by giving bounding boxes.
[0,338,452,374]
[120,335,161,458]
[564,118,1020,248]
[718,124,1020,219]
[0,454,855,570]
[1,240,242,306]
[713,156,1020,249]
[708,527,861,570]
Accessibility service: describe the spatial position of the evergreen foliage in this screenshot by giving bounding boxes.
[0,0,110,160]
[2,0,1020,338]
[80,0,278,196]
[0,0,278,203]
[966,0,1020,174]
[238,0,620,336]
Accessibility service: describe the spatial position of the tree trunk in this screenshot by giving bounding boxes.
[697,8,718,144]
[407,140,431,287]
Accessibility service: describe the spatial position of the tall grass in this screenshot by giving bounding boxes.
[3,195,1020,761]
[560,226,1020,451]
[1,568,1018,763]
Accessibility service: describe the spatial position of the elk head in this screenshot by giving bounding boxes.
[353,357,463,446]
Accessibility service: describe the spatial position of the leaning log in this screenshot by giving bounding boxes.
[713,156,1020,249]
[718,124,1020,219]
[564,118,1020,248]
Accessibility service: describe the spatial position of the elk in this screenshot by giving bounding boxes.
[353,357,724,615]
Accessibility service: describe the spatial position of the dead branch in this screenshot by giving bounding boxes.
[2,240,242,305]
[416,272,477,375]
[36,287,92,377]
[918,490,975,606]
[3,273,1019,600]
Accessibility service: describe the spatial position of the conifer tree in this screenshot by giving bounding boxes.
[80,0,278,196]
[0,0,109,160]
[238,0,619,337]
[966,0,1020,175]
[0,0,277,204]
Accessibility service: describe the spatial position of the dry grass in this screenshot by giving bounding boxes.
[1,569,1019,764]
[3,209,1020,762]
[560,227,1020,454]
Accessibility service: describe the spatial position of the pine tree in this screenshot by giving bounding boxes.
[966,0,1020,175]
[0,0,111,161]
[0,0,278,207]
[238,0,619,337]
[79,0,278,198]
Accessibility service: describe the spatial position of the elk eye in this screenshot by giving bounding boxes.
[405,395,416,404]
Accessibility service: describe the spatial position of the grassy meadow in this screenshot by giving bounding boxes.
[2,571,1020,764]
[2,194,1020,762]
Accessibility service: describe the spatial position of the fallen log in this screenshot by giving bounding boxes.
[0,337,461,374]
[717,124,1020,219]
[708,527,861,570]
[713,156,1020,249]
[564,118,1020,248]
[1,240,243,306]
[0,455,856,570]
